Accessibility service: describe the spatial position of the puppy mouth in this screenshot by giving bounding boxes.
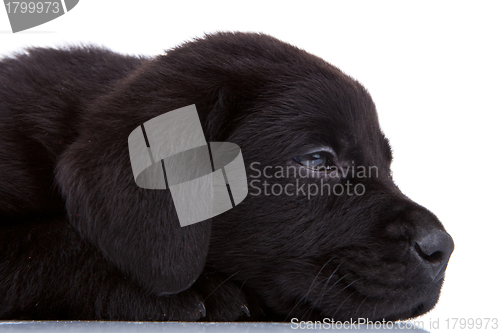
[288,297,432,323]
[292,273,443,322]
[375,296,436,323]
[311,294,439,323]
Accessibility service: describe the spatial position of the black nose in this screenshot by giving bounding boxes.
[413,229,454,281]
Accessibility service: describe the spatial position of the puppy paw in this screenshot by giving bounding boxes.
[101,285,207,321]
[155,288,207,321]
[194,272,250,321]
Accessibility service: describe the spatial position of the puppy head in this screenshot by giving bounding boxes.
[180,33,456,321]
[84,32,453,321]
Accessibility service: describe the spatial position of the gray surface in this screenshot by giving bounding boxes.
[0,321,429,332]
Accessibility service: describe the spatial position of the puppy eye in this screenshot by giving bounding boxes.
[293,151,335,169]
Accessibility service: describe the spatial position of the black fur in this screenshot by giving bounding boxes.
[0,32,453,321]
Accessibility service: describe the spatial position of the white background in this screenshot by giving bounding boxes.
[1,0,499,330]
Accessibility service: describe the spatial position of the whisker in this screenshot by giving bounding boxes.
[354,295,368,317]
[284,256,337,320]
[310,261,345,310]
[302,271,344,320]
[372,297,380,319]
[409,261,422,276]
[235,278,248,299]
[324,273,350,294]
[203,270,240,302]
[332,290,357,319]
[328,277,359,300]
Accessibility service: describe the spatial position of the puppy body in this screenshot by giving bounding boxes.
[0,33,453,321]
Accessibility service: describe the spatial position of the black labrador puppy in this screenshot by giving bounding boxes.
[0,32,454,321]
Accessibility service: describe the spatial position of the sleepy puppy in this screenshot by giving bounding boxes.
[0,32,454,321]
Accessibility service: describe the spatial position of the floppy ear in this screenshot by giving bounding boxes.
[55,76,213,297]
[55,32,276,296]
[56,133,211,296]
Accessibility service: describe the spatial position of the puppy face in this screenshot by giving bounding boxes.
[3,32,451,321]
[197,38,454,321]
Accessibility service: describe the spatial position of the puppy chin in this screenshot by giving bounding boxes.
[353,278,443,322]
[395,278,444,321]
